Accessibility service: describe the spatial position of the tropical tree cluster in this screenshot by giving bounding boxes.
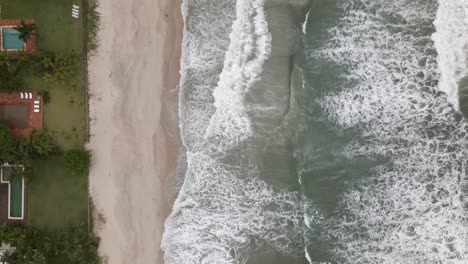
[0,123,16,162]
[0,123,58,165]
[0,20,78,92]
[40,54,77,83]
[0,51,78,92]
[0,52,31,92]
[0,224,100,264]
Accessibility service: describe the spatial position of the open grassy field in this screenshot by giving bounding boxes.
[28,158,87,228]
[0,0,89,228]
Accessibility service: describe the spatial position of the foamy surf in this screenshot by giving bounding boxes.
[162,1,308,263]
[163,0,468,263]
[311,0,468,262]
[432,0,468,110]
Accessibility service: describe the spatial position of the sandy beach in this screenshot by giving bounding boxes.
[87,0,182,263]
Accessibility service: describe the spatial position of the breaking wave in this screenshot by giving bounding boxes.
[432,0,468,110]
[163,0,468,263]
[162,0,308,263]
[312,0,468,263]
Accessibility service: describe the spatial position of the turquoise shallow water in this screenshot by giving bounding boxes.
[162,0,468,263]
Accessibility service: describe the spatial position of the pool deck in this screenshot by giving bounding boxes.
[0,92,43,138]
[0,182,27,226]
[0,19,36,53]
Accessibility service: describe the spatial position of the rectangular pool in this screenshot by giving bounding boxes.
[0,104,28,128]
[9,179,23,218]
[1,27,24,50]
[1,166,25,219]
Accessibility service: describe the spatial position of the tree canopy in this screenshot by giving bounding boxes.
[13,20,37,42]
[0,224,100,264]
[0,123,17,163]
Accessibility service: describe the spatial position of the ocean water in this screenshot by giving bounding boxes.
[162,0,468,263]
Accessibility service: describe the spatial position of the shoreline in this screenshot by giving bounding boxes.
[87,0,182,263]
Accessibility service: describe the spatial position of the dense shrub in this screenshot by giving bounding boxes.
[0,69,22,92]
[0,123,17,162]
[0,224,101,264]
[64,149,91,175]
[29,130,58,157]
[87,0,101,54]
[40,54,77,83]
[0,52,32,92]
[39,90,51,104]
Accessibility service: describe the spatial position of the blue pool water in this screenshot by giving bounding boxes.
[2,27,24,50]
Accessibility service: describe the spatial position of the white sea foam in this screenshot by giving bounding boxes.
[163,153,305,264]
[305,246,312,263]
[178,0,236,150]
[302,8,311,34]
[311,0,468,263]
[205,0,271,149]
[432,0,468,110]
[163,0,307,263]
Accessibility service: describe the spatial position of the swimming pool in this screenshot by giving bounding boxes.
[1,27,24,50]
[1,166,25,220]
[9,179,23,219]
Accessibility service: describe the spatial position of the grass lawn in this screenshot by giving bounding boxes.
[28,158,87,229]
[0,0,84,53]
[0,0,87,150]
[0,0,89,228]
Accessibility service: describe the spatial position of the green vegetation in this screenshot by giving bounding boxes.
[29,130,59,157]
[40,53,78,83]
[39,90,51,104]
[0,224,100,264]
[0,1,101,262]
[0,52,29,92]
[9,130,59,163]
[13,20,37,42]
[0,123,16,162]
[0,68,22,92]
[28,157,87,228]
[64,149,91,175]
[86,0,101,54]
[1,0,88,149]
[0,0,84,53]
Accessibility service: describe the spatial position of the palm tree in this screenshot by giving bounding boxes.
[14,139,33,163]
[13,20,37,42]
[30,130,56,156]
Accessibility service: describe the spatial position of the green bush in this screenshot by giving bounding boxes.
[0,224,101,263]
[13,20,37,42]
[0,52,32,92]
[29,130,58,157]
[39,90,51,104]
[64,149,91,175]
[0,122,17,162]
[40,54,77,83]
[0,69,22,92]
[87,0,101,54]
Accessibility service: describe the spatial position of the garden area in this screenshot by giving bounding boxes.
[0,0,88,149]
[0,0,100,262]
